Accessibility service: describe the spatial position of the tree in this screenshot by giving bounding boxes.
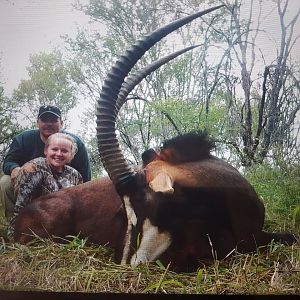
[217,0,300,167]
[0,84,22,171]
[68,0,300,169]
[12,50,82,127]
[67,0,226,166]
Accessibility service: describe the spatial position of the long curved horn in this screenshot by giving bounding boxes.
[115,45,200,114]
[96,5,225,188]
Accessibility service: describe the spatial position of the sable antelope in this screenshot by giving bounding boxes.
[95,4,296,270]
[14,5,296,272]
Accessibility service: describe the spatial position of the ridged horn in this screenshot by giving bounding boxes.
[96,5,225,188]
[115,45,200,114]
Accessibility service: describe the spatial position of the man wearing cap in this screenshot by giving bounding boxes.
[0,105,91,220]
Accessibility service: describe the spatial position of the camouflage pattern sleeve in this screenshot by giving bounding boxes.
[8,162,44,240]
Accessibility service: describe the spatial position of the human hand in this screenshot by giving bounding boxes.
[11,167,21,186]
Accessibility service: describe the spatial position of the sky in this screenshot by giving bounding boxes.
[0,0,299,133]
[0,0,91,133]
[0,0,90,92]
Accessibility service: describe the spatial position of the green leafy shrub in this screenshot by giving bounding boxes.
[245,164,300,232]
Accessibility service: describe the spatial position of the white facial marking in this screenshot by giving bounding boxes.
[121,195,137,265]
[130,218,172,266]
[149,172,174,194]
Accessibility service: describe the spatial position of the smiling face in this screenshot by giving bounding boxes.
[44,135,74,172]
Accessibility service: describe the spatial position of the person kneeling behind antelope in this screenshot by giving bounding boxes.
[8,133,83,240]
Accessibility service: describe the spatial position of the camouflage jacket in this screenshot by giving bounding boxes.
[8,157,83,239]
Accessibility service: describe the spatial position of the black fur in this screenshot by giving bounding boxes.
[161,131,215,163]
[141,148,157,167]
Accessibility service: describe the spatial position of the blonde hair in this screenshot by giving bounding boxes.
[45,133,78,159]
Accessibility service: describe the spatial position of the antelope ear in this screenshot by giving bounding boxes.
[149,172,174,194]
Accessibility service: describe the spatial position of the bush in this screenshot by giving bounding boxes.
[245,164,300,232]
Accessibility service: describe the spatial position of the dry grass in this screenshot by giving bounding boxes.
[0,233,299,294]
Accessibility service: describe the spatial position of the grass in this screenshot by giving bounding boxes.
[0,165,299,294]
[0,237,299,294]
